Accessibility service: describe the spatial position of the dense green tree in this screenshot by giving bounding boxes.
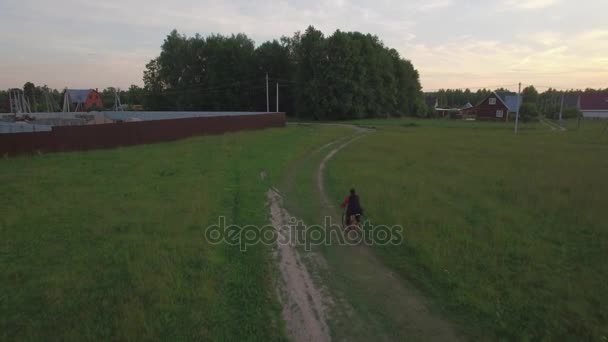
[23,82,37,108]
[142,26,425,119]
[522,85,539,104]
[254,40,294,113]
[0,91,8,113]
[101,87,117,108]
[520,102,540,121]
[563,107,582,119]
[126,85,145,106]
[430,88,491,108]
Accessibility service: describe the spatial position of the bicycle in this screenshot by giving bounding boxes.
[342,209,363,232]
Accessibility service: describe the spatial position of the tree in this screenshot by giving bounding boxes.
[520,102,540,121]
[563,107,582,119]
[141,26,425,119]
[522,85,539,105]
[101,88,117,109]
[126,85,145,106]
[23,82,37,110]
[0,90,9,113]
[254,40,295,113]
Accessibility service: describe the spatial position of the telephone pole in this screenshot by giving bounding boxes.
[265,73,269,112]
[558,92,564,125]
[514,82,521,135]
[276,83,279,112]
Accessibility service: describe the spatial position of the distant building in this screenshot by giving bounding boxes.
[461,92,520,121]
[62,89,103,112]
[578,93,608,119]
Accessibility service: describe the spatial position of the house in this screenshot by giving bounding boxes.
[461,91,520,121]
[578,93,608,119]
[62,89,103,112]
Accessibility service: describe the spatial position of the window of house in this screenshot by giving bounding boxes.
[496,110,504,118]
[489,98,496,105]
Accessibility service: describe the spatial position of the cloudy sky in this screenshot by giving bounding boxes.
[1,0,607,91]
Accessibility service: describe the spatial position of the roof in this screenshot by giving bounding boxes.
[493,92,521,112]
[504,95,521,112]
[579,93,608,111]
[65,89,96,103]
[462,102,473,109]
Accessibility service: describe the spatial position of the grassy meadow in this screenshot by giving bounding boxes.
[325,119,608,339]
[0,125,349,340]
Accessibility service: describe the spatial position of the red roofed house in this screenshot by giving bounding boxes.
[578,93,608,119]
[461,91,517,122]
[62,89,104,112]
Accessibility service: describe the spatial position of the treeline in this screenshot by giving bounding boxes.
[143,26,425,119]
[0,83,146,113]
[427,86,608,119]
[525,86,608,119]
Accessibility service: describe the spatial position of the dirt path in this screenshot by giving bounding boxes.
[268,188,331,342]
[271,124,462,341]
[540,118,567,132]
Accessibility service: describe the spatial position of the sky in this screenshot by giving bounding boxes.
[1,0,607,92]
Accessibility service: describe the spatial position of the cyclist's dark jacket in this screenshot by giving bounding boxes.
[341,195,362,216]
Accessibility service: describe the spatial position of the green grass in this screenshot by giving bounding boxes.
[0,125,349,341]
[326,120,608,340]
[339,117,545,130]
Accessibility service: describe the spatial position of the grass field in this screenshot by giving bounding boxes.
[0,125,350,340]
[3,118,607,340]
[325,119,608,339]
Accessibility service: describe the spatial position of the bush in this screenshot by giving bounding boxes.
[520,103,540,122]
[563,107,582,119]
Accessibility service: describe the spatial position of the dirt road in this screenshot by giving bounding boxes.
[271,125,462,341]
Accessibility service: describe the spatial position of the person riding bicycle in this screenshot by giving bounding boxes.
[341,188,363,228]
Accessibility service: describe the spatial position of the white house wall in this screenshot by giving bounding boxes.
[582,111,608,119]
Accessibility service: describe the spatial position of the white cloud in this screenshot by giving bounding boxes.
[1,0,607,90]
[413,29,608,90]
[419,0,453,11]
[579,30,608,41]
[505,0,559,10]
[528,31,561,46]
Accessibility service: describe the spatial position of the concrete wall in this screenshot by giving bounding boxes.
[0,112,285,157]
[0,122,52,134]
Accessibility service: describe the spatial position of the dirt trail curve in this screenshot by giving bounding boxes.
[315,127,462,341]
[270,124,462,341]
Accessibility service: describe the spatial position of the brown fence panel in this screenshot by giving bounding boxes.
[0,113,285,156]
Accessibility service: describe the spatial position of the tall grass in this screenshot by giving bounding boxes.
[0,125,349,340]
[326,121,608,339]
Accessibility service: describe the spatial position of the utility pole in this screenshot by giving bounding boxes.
[8,89,13,114]
[63,89,70,113]
[558,92,564,125]
[266,73,269,113]
[114,88,123,111]
[276,83,279,112]
[514,82,521,135]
